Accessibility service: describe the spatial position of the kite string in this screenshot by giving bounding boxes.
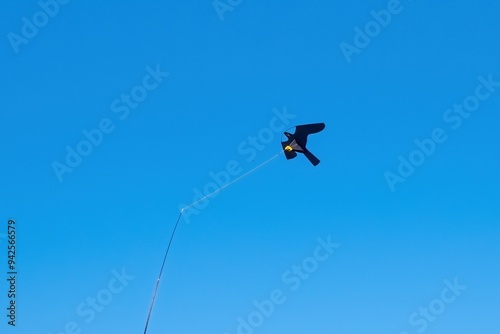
[182,150,283,212]
[143,150,283,334]
[143,210,183,334]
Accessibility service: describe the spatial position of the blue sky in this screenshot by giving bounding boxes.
[1,1,500,333]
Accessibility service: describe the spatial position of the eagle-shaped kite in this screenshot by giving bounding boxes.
[281,123,325,166]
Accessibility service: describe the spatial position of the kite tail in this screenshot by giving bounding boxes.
[143,150,284,334]
[302,148,320,166]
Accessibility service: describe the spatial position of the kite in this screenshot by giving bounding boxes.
[143,122,326,334]
[281,123,326,166]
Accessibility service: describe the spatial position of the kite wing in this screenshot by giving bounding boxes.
[293,123,326,146]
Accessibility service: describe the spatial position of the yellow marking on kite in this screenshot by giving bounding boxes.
[285,146,293,152]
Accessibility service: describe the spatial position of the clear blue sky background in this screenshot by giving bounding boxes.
[1,1,499,333]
